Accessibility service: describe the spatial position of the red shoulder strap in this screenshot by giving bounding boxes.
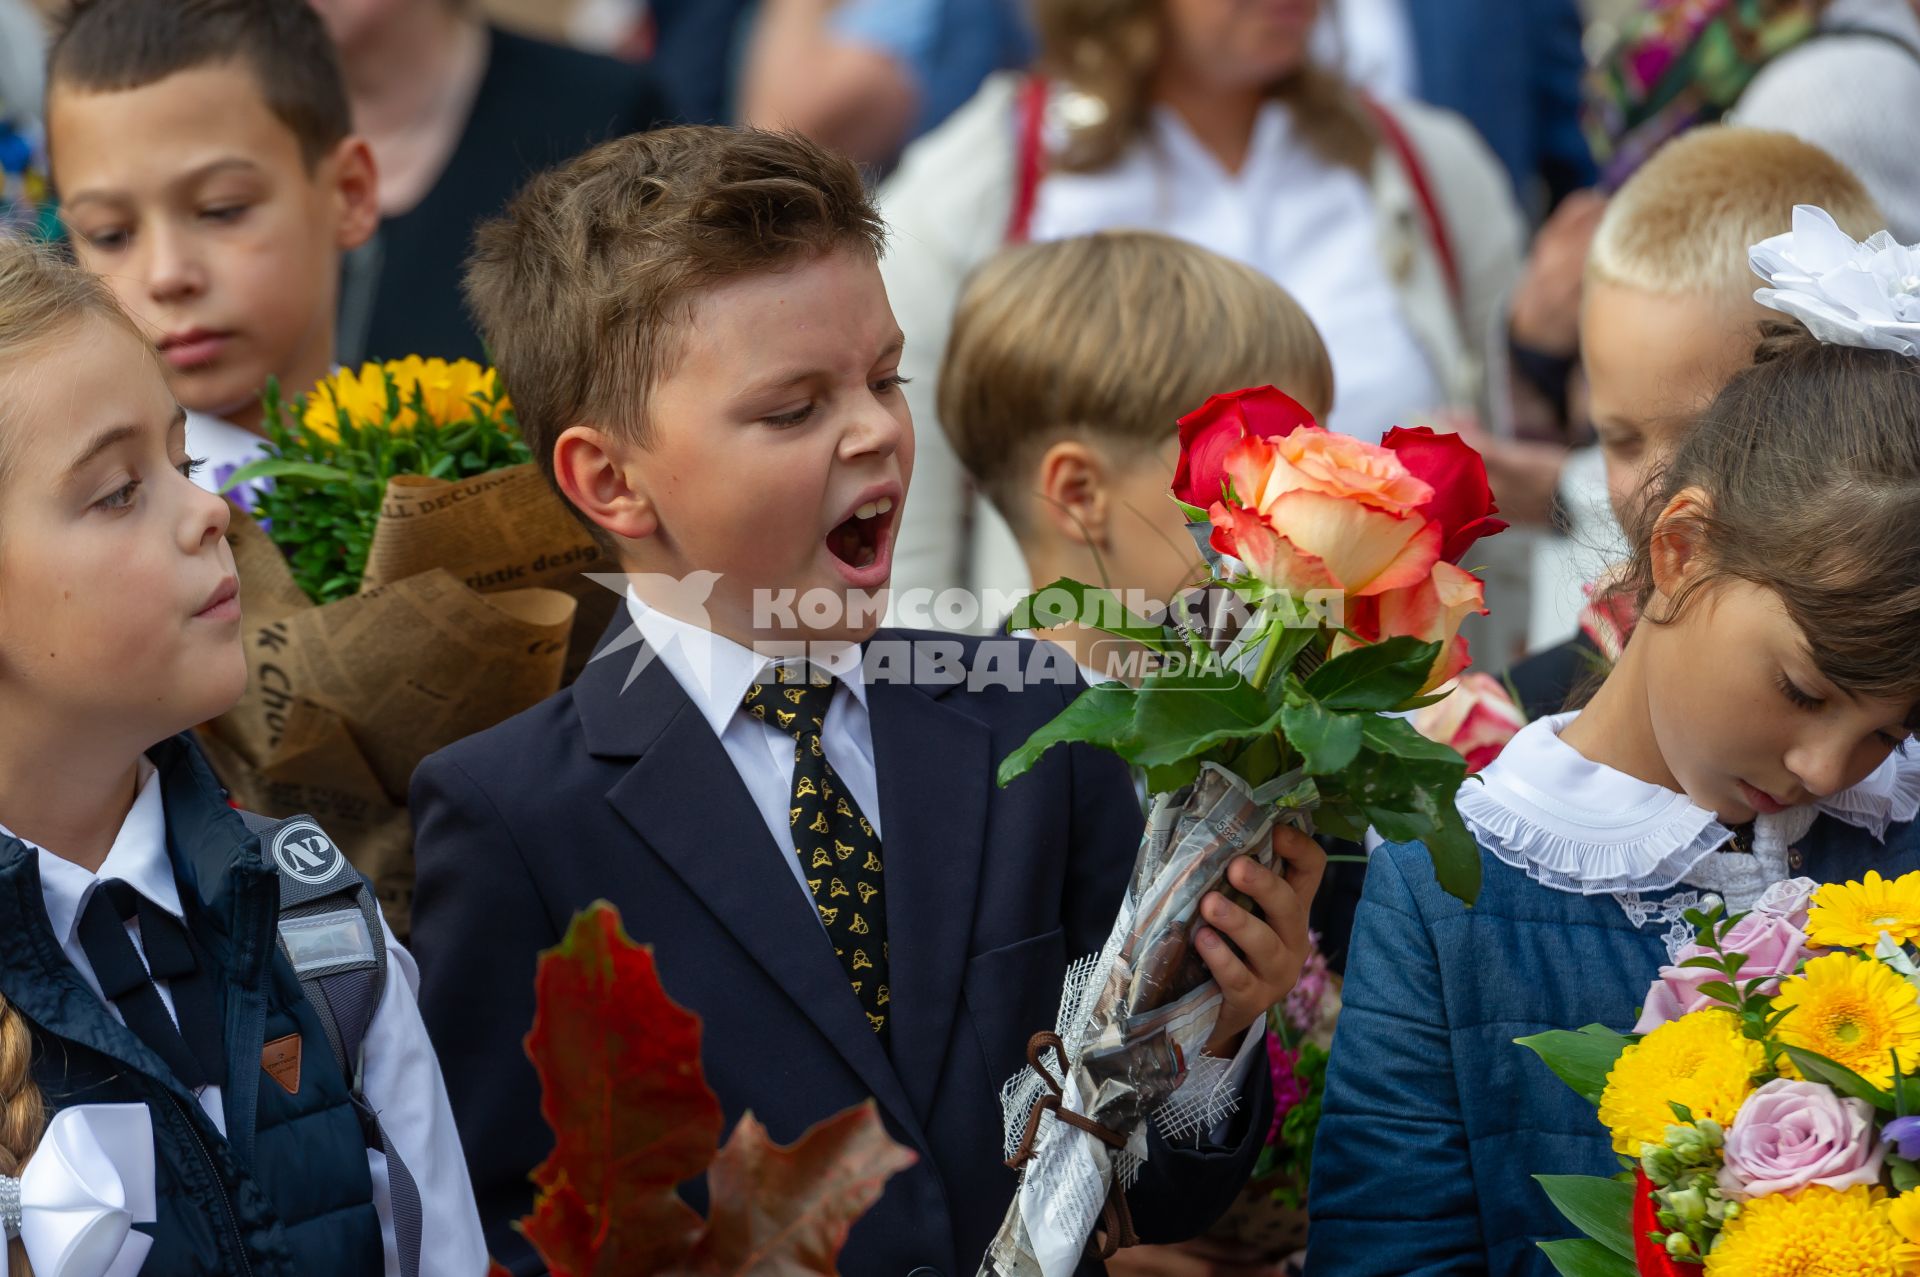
[1005,75,1051,245]
[1362,95,1462,310]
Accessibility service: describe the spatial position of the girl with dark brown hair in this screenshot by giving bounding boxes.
[1309,212,1920,1273]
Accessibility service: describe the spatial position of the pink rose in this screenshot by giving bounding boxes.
[1410,673,1526,772]
[1632,909,1810,1034]
[1717,1079,1885,1200]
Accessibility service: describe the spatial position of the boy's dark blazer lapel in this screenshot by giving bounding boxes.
[569,624,935,1147]
[864,667,991,1121]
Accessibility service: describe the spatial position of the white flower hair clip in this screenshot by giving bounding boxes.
[1749,205,1920,358]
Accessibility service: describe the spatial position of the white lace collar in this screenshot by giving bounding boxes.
[1457,711,1920,896]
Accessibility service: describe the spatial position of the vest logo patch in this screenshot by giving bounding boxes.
[262,1033,302,1095]
[271,819,343,885]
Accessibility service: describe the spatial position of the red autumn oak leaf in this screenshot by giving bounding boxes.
[685,1103,920,1277]
[501,901,918,1277]
[519,901,720,1274]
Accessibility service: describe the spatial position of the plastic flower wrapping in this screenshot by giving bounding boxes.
[199,360,615,937]
[1521,872,1920,1274]
[981,387,1506,1276]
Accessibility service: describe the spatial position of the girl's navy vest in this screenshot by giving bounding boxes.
[0,735,383,1275]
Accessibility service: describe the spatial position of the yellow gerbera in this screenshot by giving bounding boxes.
[1705,1184,1899,1275]
[1774,952,1920,1088]
[302,362,404,440]
[1810,870,1920,948]
[384,355,509,427]
[1597,1010,1766,1156]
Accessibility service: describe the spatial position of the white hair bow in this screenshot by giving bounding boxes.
[1750,205,1920,357]
[0,1104,154,1277]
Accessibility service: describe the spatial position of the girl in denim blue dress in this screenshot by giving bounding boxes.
[1307,221,1920,1276]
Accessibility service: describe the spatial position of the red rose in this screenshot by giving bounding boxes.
[1379,426,1508,563]
[1172,386,1318,512]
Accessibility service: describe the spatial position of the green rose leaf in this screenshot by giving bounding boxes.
[1006,579,1173,653]
[1125,668,1284,768]
[1279,697,1362,775]
[1782,1047,1896,1111]
[996,682,1139,786]
[1302,636,1444,711]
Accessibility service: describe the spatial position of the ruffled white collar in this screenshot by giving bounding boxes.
[1458,711,1920,896]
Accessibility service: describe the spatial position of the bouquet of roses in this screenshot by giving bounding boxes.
[199,359,615,936]
[980,387,1506,1277]
[1522,872,1920,1274]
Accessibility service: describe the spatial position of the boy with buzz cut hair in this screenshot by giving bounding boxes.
[1505,124,1884,718]
[45,0,378,495]
[416,125,1319,1276]
[939,230,1334,684]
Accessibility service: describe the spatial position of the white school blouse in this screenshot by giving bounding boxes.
[2,761,489,1277]
[1027,100,1445,445]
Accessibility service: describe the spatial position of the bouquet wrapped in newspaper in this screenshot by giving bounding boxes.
[199,359,614,937]
[982,387,1505,1277]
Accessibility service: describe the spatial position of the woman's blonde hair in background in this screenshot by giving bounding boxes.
[939,230,1334,533]
[1028,0,1375,175]
[1587,126,1885,305]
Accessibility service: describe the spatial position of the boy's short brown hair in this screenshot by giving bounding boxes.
[1587,126,1884,304]
[940,231,1334,533]
[465,126,886,494]
[48,0,351,168]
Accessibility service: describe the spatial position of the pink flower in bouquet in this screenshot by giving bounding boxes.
[1410,673,1526,772]
[1171,385,1317,510]
[1632,908,1811,1034]
[1265,1034,1312,1135]
[1282,934,1332,1034]
[1717,1079,1885,1200]
[1378,425,1509,564]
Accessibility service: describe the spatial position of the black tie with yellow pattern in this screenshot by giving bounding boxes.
[742,665,890,1041]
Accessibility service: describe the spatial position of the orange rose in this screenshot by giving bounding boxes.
[1338,560,1489,693]
[1209,432,1441,596]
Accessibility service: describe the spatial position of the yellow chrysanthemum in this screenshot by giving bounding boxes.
[1705,1185,1899,1276]
[1890,1192,1920,1273]
[1774,952,1920,1088]
[1810,871,1920,948]
[1597,1010,1766,1156]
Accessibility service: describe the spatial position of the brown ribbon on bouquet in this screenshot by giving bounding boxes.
[1005,1032,1141,1261]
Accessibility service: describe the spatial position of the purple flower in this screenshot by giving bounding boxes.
[1885,1115,1920,1161]
[1265,1033,1310,1145]
[1282,932,1330,1033]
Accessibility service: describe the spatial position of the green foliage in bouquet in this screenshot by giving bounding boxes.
[222,358,530,604]
[999,582,1482,904]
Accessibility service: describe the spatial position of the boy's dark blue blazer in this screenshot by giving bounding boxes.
[410,618,1271,1276]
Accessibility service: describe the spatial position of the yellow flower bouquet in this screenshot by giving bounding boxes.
[1520,873,1920,1275]
[200,360,615,936]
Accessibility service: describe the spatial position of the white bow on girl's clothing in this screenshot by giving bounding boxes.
[0,1104,155,1277]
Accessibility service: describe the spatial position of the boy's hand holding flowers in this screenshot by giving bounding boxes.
[1199,826,1327,1058]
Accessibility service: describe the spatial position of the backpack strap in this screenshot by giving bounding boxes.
[239,810,422,1277]
[1005,74,1051,245]
[1362,94,1463,313]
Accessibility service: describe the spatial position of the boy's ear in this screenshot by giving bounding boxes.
[555,424,657,543]
[1036,439,1110,548]
[1649,485,1711,599]
[327,137,380,253]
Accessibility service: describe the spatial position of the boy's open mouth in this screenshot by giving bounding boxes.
[826,497,896,570]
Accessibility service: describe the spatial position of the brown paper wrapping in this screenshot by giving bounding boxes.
[201,463,612,938]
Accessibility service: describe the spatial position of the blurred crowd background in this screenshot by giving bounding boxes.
[4,0,1917,668]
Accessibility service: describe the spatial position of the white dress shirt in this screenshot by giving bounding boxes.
[1029,101,1444,444]
[6,761,489,1277]
[629,597,1262,1132]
